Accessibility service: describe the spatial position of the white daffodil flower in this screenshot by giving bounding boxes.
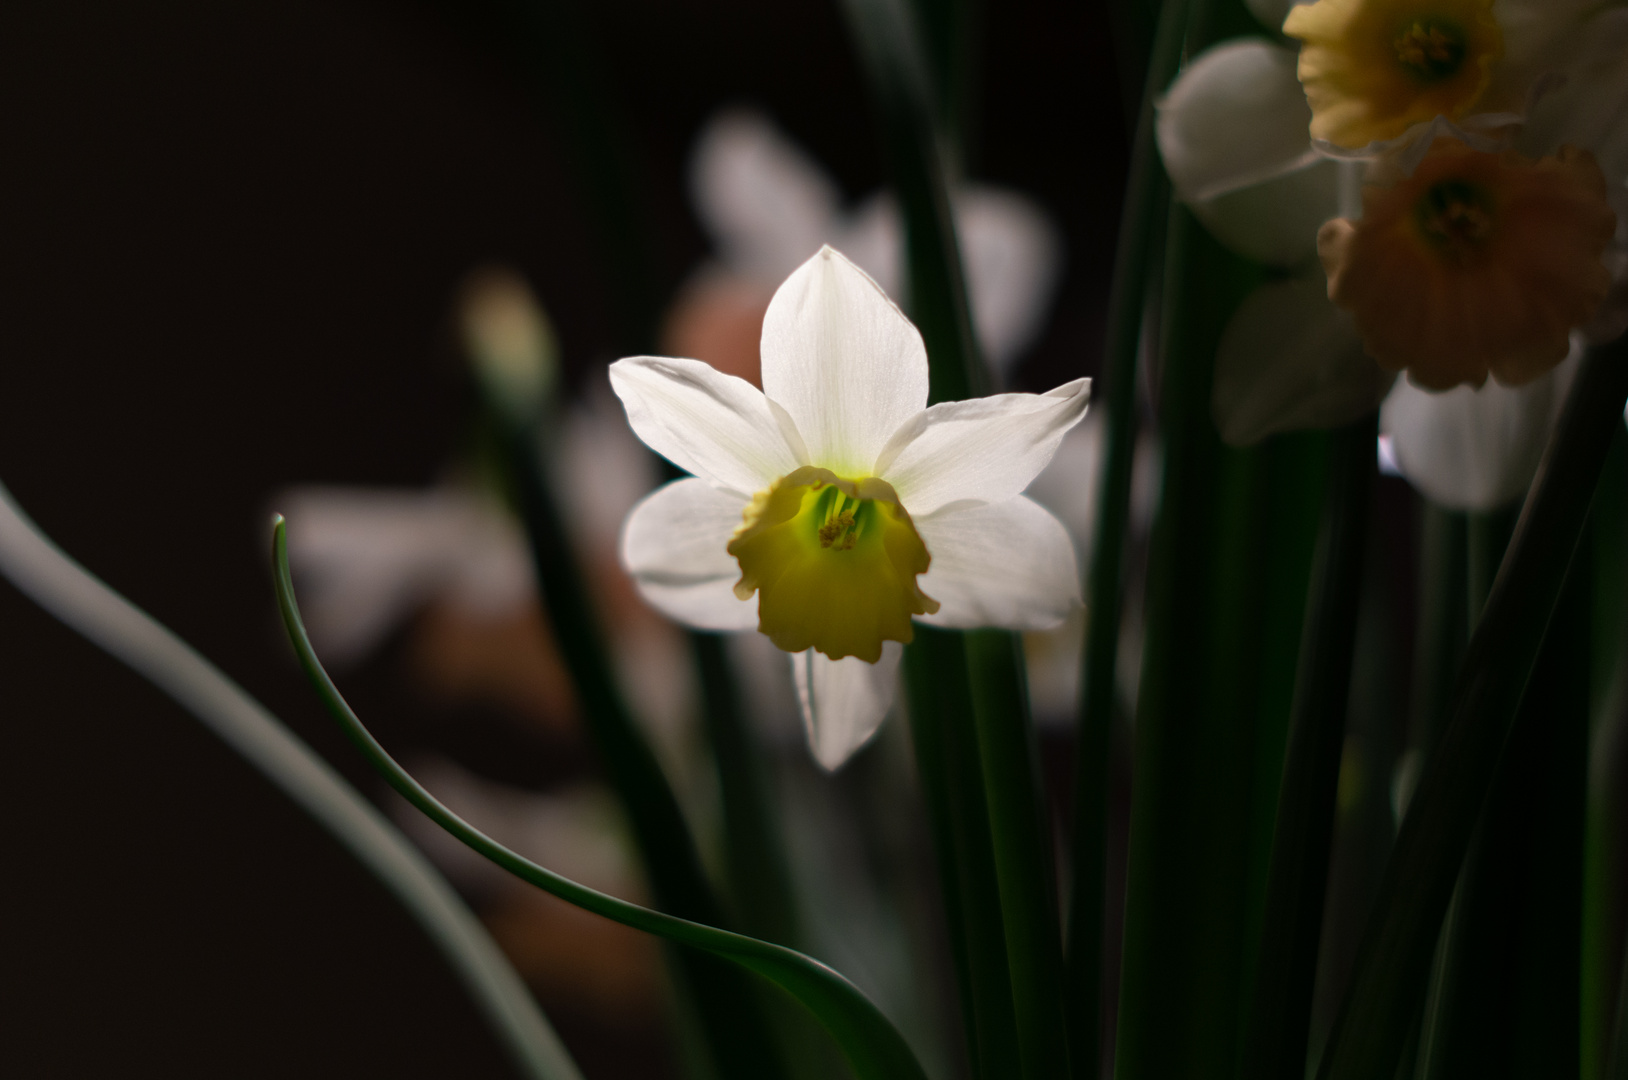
[687,109,1063,373]
[614,246,1089,769]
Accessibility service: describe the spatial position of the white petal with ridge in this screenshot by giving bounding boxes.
[915,497,1080,630]
[760,247,930,477]
[620,478,756,630]
[610,355,802,497]
[875,379,1091,515]
[791,643,903,770]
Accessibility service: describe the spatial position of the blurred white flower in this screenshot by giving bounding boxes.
[1379,339,1580,511]
[614,247,1088,768]
[278,486,533,665]
[1157,39,1350,267]
[686,109,1063,374]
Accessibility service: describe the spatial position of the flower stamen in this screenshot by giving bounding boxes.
[1414,179,1495,264]
[1394,20,1466,81]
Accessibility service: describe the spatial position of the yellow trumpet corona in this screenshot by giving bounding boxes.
[1284,0,1504,148]
[728,466,939,663]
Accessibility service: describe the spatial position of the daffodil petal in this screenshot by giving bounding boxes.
[1157,39,1342,265]
[760,246,931,477]
[280,487,531,663]
[1380,345,1579,511]
[874,379,1091,516]
[915,497,1080,630]
[620,478,758,630]
[955,186,1064,372]
[609,355,804,497]
[1212,276,1393,446]
[790,643,903,770]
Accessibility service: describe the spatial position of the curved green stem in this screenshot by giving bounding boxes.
[271,518,931,1080]
[0,482,582,1080]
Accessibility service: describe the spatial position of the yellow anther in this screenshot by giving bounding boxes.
[1395,22,1464,78]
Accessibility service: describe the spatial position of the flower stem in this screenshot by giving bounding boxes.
[1064,0,1184,1072]
[903,626,1022,1080]
[967,628,1071,1080]
[1238,412,1376,1080]
[1315,331,1628,1080]
[0,482,584,1080]
[692,632,802,950]
[1417,569,1588,1080]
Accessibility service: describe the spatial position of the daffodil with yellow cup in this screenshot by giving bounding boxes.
[611,246,1090,768]
[1282,0,1603,152]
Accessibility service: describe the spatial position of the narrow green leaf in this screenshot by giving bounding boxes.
[0,482,583,1080]
[1408,506,1469,763]
[1316,333,1628,1080]
[1585,432,1628,1080]
[839,0,985,403]
[1610,939,1628,1080]
[1065,0,1185,1074]
[1112,204,1278,1080]
[966,629,1072,1080]
[693,632,802,949]
[1239,413,1376,1080]
[1415,562,1587,1079]
[904,627,1022,1080]
[271,519,932,1080]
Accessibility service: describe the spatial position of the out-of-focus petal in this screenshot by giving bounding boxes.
[1380,345,1580,510]
[875,379,1091,516]
[836,188,1063,374]
[760,247,931,476]
[555,375,663,546]
[1023,410,1104,550]
[955,186,1065,372]
[620,478,757,631]
[834,194,904,298]
[690,109,841,284]
[609,355,803,497]
[1212,276,1393,445]
[790,642,903,770]
[279,488,532,663]
[1157,39,1342,265]
[915,497,1080,630]
[1517,9,1628,187]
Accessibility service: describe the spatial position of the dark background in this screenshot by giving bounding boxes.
[0,1,1126,1075]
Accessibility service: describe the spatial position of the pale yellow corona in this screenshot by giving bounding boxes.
[1284,0,1503,148]
[728,466,939,663]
